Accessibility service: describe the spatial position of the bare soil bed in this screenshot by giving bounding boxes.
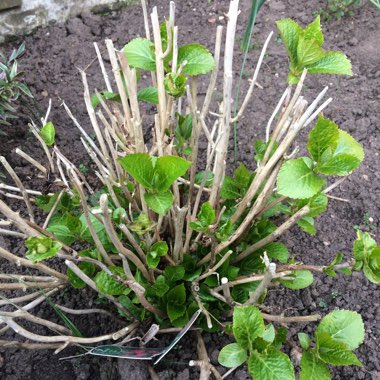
[0,0,379,379]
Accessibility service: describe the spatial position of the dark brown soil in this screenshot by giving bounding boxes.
[0,0,379,379]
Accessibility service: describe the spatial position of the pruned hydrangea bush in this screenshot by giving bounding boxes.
[0,1,378,379]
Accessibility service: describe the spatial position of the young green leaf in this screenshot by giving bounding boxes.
[277,158,325,199]
[276,19,302,66]
[278,270,314,289]
[317,130,364,176]
[300,351,331,380]
[302,15,324,46]
[39,121,55,147]
[147,241,168,268]
[166,283,187,322]
[163,265,185,282]
[233,306,265,351]
[307,51,352,76]
[297,216,316,236]
[316,310,364,350]
[218,343,248,368]
[46,224,77,245]
[277,16,352,83]
[254,140,279,163]
[307,116,339,162]
[323,252,344,277]
[123,38,156,71]
[261,324,276,343]
[95,267,128,296]
[137,87,159,104]
[118,153,155,190]
[147,275,169,297]
[297,36,325,67]
[177,44,215,76]
[164,72,187,97]
[220,176,241,200]
[297,192,328,218]
[25,236,62,263]
[248,348,295,380]
[67,262,95,289]
[153,156,191,191]
[197,202,215,227]
[91,91,121,108]
[298,332,311,350]
[144,191,173,215]
[316,332,362,366]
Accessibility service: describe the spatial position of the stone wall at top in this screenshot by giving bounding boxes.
[0,0,136,43]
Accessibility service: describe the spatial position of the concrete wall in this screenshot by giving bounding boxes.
[0,0,135,43]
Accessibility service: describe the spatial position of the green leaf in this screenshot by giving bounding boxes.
[297,216,316,236]
[147,241,168,269]
[137,87,159,104]
[118,295,144,320]
[153,156,191,191]
[323,252,344,277]
[46,224,77,245]
[300,351,331,380]
[95,267,128,296]
[234,163,251,189]
[363,246,380,284]
[316,153,362,176]
[177,44,215,76]
[254,140,279,163]
[175,114,193,141]
[273,327,288,350]
[279,270,314,289]
[91,91,120,108]
[307,116,339,162]
[298,332,311,350]
[220,176,241,199]
[167,303,186,323]
[261,324,275,343]
[307,51,352,76]
[276,19,302,65]
[144,191,173,215]
[303,16,323,46]
[147,275,169,297]
[39,121,55,147]
[297,36,325,66]
[277,158,325,199]
[79,212,111,249]
[248,348,295,380]
[233,306,265,351]
[353,231,377,268]
[297,193,328,218]
[198,202,215,227]
[123,38,156,71]
[164,72,187,97]
[35,193,60,212]
[167,283,186,304]
[316,310,364,350]
[163,265,185,282]
[218,343,248,368]
[67,262,95,289]
[118,153,155,189]
[316,332,362,366]
[25,236,62,263]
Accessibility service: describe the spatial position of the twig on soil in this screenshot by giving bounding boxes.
[15,148,47,174]
[0,156,35,222]
[1,317,138,344]
[64,259,135,320]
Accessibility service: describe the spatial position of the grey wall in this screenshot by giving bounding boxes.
[0,0,135,43]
